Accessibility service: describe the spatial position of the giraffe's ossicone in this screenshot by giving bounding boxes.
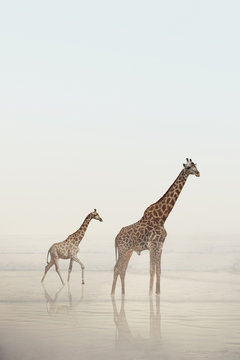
[111,158,200,296]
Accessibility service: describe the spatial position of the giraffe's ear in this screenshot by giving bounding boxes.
[183,163,186,167]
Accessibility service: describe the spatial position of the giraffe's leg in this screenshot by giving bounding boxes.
[72,256,85,284]
[67,259,73,282]
[111,250,132,296]
[155,249,162,295]
[53,258,65,285]
[41,259,54,282]
[111,261,120,296]
[67,282,73,305]
[149,252,156,296]
[119,250,133,296]
[111,252,124,296]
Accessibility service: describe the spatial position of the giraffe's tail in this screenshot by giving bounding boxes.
[46,250,50,264]
[115,238,118,263]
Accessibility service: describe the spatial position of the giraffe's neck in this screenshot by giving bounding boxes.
[73,214,92,246]
[143,169,189,225]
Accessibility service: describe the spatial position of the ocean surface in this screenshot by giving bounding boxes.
[0,234,239,359]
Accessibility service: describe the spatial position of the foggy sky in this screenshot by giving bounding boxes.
[1,1,239,245]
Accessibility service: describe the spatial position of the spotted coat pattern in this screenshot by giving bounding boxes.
[41,210,103,285]
[111,160,200,296]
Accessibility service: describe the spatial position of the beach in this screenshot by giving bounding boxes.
[0,255,239,360]
[2,0,240,357]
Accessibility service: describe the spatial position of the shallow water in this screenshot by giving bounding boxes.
[0,234,240,359]
[0,269,239,360]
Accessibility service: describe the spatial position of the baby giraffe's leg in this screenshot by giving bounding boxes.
[41,259,54,282]
[54,258,65,285]
[67,259,73,282]
[72,256,85,284]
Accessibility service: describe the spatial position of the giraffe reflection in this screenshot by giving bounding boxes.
[41,283,84,316]
[112,296,161,352]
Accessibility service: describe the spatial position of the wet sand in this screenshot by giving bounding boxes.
[0,269,239,360]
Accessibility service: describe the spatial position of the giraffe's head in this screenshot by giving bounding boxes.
[183,158,200,177]
[91,209,103,222]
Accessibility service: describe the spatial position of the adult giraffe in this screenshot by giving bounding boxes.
[111,158,200,296]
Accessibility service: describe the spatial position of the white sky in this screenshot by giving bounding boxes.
[1,1,240,244]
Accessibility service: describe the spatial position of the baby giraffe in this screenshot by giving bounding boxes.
[41,209,103,285]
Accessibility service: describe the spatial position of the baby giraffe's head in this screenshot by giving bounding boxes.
[183,158,200,177]
[91,209,103,222]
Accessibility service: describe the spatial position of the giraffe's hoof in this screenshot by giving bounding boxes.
[82,281,85,285]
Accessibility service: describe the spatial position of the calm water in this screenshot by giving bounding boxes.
[0,235,240,359]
